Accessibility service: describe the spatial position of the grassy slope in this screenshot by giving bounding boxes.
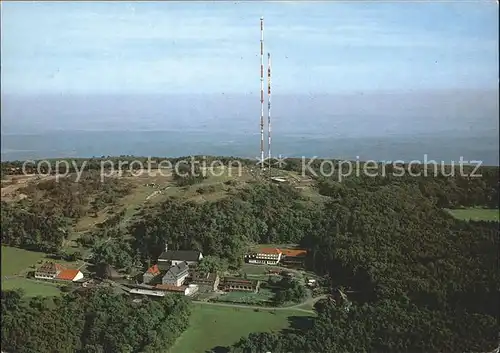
[446,208,499,222]
[1,245,46,276]
[170,304,313,353]
[2,278,62,297]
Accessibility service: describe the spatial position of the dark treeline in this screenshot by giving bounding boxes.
[1,288,191,353]
[284,158,499,208]
[230,298,497,353]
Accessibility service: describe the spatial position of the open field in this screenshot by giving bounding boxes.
[1,245,47,276]
[446,208,499,222]
[241,263,277,275]
[2,278,62,297]
[169,304,313,353]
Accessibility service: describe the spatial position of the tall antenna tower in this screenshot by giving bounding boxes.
[267,52,272,171]
[259,17,265,168]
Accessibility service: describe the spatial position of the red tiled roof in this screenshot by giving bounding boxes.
[258,248,282,255]
[55,269,80,281]
[156,284,186,292]
[279,249,307,257]
[146,264,160,276]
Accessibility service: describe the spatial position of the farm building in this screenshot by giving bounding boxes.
[143,264,161,284]
[161,262,189,286]
[247,248,282,265]
[156,284,199,296]
[55,269,84,282]
[220,277,260,293]
[34,262,83,282]
[34,262,65,280]
[157,245,203,267]
[280,249,307,267]
[189,271,220,291]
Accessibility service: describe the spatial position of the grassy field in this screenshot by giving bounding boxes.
[169,304,312,353]
[241,263,274,275]
[446,208,499,222]
[2,278,62,297]
[1,245,47,276]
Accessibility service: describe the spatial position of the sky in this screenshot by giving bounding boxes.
[1,1,498,95]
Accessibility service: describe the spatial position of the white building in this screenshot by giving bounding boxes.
[130,284,199,297]
[247,248,282,265]
[156,284,199,296]
[34,262,65,280]
[162,262,189,287]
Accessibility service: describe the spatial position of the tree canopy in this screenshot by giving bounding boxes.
[1,288,191,353]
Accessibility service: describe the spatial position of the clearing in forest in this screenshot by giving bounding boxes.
[169,304,313,353]
[445,208,499,222]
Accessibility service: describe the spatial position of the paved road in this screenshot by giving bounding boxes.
[193,294,328,313]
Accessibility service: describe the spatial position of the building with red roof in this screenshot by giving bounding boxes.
[34,262,65,280]
[34,262,84,282]
[247,247,282,265]
[280,249,307,257]
[143,264,161,284]
[280,248,308,268]
[55,269,84,282]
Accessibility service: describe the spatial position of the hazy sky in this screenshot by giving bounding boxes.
[1,1,498,95]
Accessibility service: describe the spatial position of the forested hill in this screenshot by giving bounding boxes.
[1,288,191,353]
[131,173,498,352]
[1,157,499,352]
